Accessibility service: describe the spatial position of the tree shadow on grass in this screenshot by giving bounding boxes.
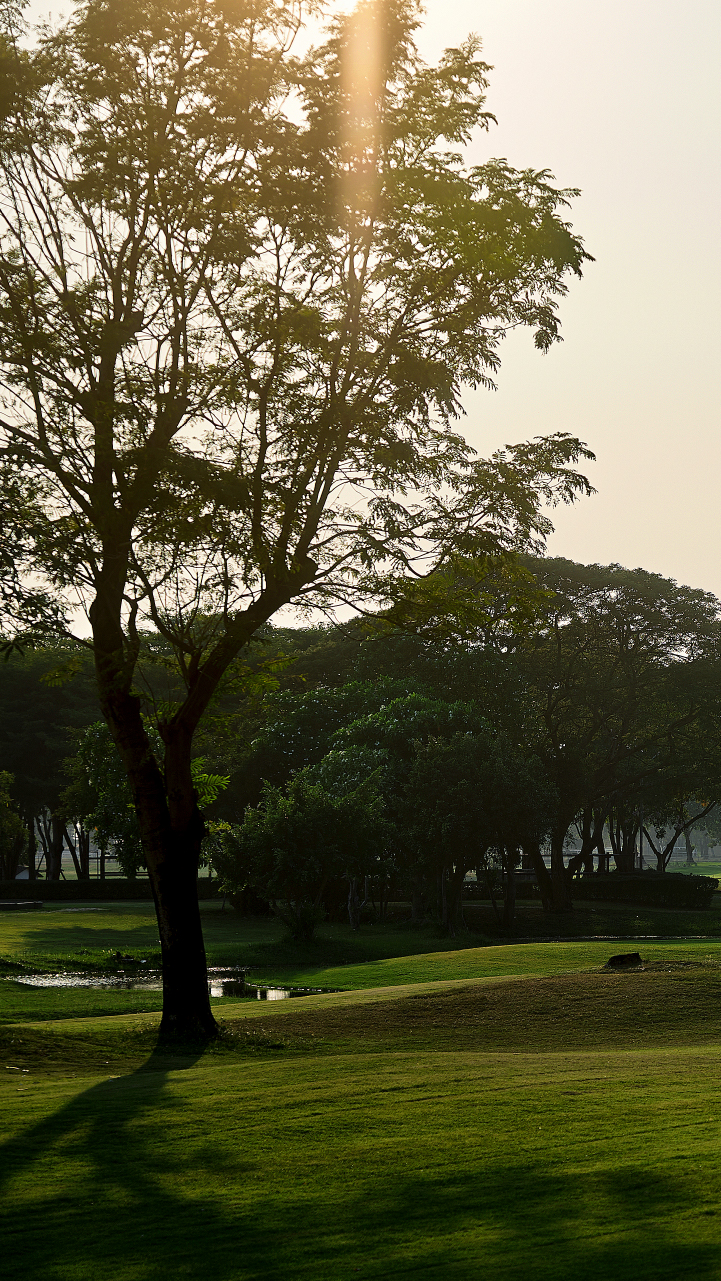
[1,1050,718,1281]
[0,1040,254,1281]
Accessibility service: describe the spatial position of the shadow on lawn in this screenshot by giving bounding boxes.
[1,1054,717,1281]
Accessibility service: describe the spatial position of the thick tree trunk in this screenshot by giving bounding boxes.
[98,674,217,1039]
[684,830,696,866]
[78,826,91,880]
[143,816,216,1039]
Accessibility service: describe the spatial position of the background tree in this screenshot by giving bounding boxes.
[0,771,26,881]
[0,645,99,878]
[0,0,591,1034]
[61,721,229,878]
[404,731,555,933]
[496,559,721,907]
[215,771,388,939]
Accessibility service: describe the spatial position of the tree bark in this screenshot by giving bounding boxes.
[46,814,64,881]
[146,835,215,1037]
[523,842,554,912]
[63,826,84,880]
[549,824,573,911]
[502,849,517,932]
[26,812,36,881]
[98,674,217,1039]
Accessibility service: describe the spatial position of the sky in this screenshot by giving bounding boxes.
[413,0,721,595]
[24,0,721,596]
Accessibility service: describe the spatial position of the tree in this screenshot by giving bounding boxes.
[0,645,99,877]
[0,771,26,880]
[0,0,591,1035]
[61,720,229,877]
[509,559,721,906]
[215,772,388,938]
[405,731,555,933]
[340,557,721,907]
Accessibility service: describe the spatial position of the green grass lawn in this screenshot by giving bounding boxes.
[3,965,721,1279]
[675,860,721,879]
[4,901,721,1278]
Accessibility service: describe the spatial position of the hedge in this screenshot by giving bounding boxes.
[0,878,222,902]
[574,872,719,911]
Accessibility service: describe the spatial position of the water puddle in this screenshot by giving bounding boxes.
[6,968,333,1000]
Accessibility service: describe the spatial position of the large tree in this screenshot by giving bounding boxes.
[0,0,591,1035]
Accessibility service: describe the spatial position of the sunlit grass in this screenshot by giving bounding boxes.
[3,968,721,1279]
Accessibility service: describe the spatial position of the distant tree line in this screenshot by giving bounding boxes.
[2,556,721,935]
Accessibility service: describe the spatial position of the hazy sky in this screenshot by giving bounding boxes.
[415,0,721,595]
[25,0,721,595]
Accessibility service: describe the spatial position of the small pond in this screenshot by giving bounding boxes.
[7,968,333,1000]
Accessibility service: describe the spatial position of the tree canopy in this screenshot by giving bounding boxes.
[0,0,591,1034]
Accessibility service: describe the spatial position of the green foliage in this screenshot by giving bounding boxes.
[216,772,389,938]
[578,873,718,912]
[406,732,555,867]
[0,0,591,663]
[62,722,229,875]
[0,770,25,878]
[0,645,99,818]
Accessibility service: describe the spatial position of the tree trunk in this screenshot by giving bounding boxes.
[684,830,696,866]
[608,811,636,875]
[439,867,448,930]
[523,842,554,912]
[142,815,216,1039]
[46,814,64,881]
[26,812,36,881]
[99,678,217,1039]
[445,864,467,938]
[594,813,610,873]
[549,824,573,912]
[347,877,362,930]
[502,849,517,932]
[63,826,84,880]
[78,826,91,880]
[410,875,425,922]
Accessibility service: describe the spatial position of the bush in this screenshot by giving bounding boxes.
[576,872,718,911]
[0,878,221,902]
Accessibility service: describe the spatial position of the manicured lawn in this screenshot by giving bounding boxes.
[3,967,721,1279]
[4,898,721,1280]
[5,901,721,1026]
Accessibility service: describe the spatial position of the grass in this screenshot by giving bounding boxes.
[3,967,721,1279]
[675,860,721,879]
[3,899,721,1022]
[4,900,721,1277]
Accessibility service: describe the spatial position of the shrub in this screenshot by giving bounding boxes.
[576,873,718,911]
